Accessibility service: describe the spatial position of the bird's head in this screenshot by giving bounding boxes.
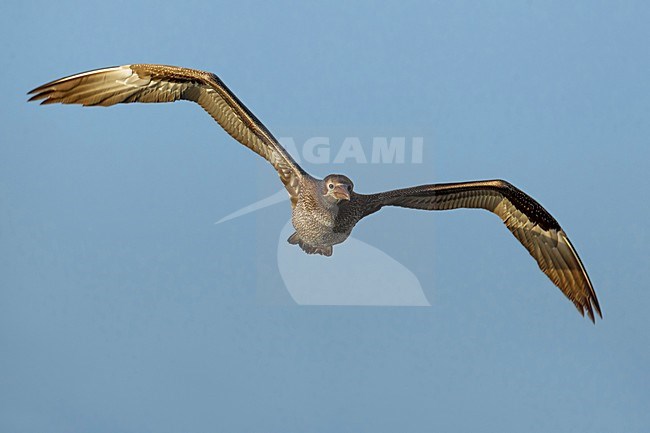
[322,174,354,203]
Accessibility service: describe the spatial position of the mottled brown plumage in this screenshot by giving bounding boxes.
[28,64,602,322]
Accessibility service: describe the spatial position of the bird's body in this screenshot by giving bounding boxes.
[291,181,346,254]
[28,64,602,322]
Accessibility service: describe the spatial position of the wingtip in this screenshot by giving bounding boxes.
[27,84,40,96]
[592,300,603,323]
[574,299,600,324]
[584,288,603,323]
[592,296,603,319]
[586,301,595,323]
[27,92,43,102]
[27,87,53,103]
[587,308,595,324]
[582,299,603,324]
[27,82,53,97]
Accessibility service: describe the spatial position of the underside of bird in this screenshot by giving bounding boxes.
[287,232,333,256]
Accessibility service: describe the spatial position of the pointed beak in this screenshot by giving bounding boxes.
[332,185,350,201]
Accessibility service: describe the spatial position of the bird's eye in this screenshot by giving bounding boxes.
[347,185,352,191]
[328,183,334,189]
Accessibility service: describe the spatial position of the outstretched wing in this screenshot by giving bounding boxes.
[28,64,306,201]
[363,179,601,322]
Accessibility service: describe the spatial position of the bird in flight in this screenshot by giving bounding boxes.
[28,64,602,322]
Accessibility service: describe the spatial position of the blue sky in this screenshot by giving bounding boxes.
[1,1,649,432]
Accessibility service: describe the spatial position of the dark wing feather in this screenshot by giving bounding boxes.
[28,64,305,201]
[364,179,601,322]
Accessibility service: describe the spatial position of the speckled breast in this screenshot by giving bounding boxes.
[291,204,351,247]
